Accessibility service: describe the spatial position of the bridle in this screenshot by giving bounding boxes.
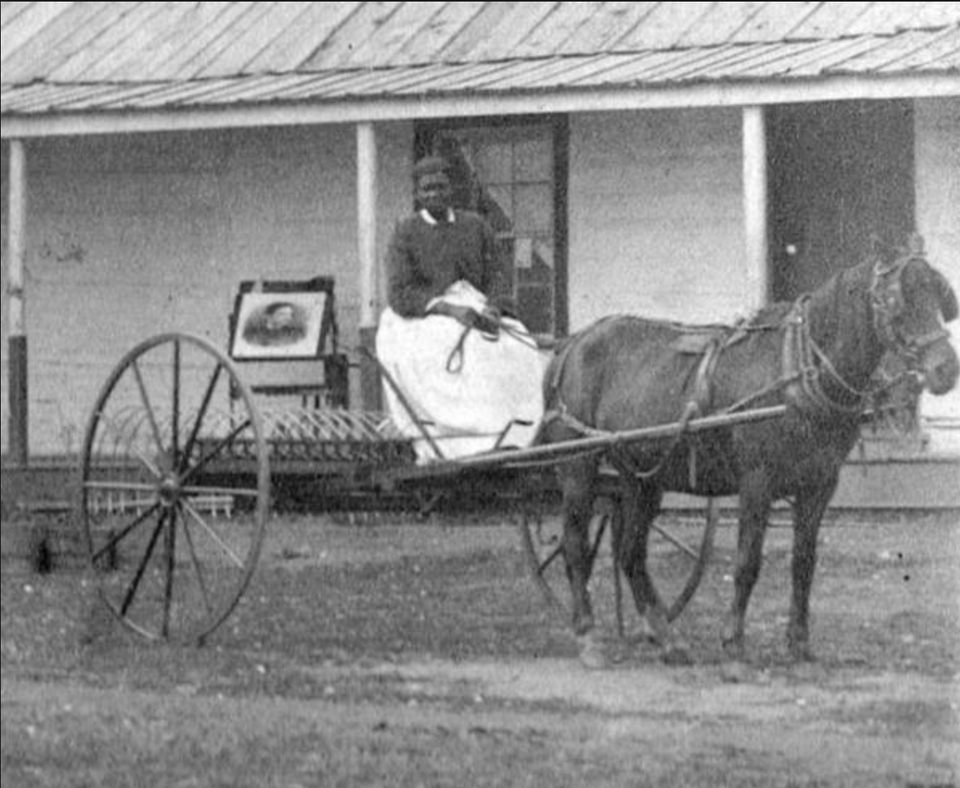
[869,250,951,363]
[784,244,949,418]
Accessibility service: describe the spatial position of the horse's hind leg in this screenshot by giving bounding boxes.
[618,479,691,665]
[559,458,599,637]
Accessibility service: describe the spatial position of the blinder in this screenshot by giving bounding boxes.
[869,248,951,364]
[932,268,959,323]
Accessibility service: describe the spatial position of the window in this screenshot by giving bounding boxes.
[416,117,568,335]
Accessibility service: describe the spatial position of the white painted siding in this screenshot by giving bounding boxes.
[915,97,960,449]
[0,124,414,455]
[568,108,747,330]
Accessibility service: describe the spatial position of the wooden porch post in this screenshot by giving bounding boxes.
[356,122,382,411]
[7,139,29,465]
[742,106,770,311]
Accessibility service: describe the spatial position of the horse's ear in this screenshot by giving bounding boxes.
[932,268,959,322]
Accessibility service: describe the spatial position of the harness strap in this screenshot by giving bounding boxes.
[782,296,866,416]
[543,317,718,484]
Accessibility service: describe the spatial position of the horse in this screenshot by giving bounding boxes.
[539,238,959,665]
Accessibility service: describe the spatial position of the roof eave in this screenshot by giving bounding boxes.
[3,72,959,139]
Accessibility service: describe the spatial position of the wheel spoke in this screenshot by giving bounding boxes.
[182,485,259,498]
[587,515,609,565]
[651,520,699,559]
[85,480,161,493]
[538,541,564,574]
[162,505,178,638]
[178,502,214,617]
[181,499,244,568]
[130,445,164,480]
[172,339,181,464]
[89,502,162,565]
[180,419,252,484]
[131,359,166,462]
[180,363,223,474]
[120,511,167,617]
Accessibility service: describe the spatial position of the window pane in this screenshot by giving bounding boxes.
[514,135,552,182]
[518,285,553,333]
[473,140,513,184]
[514,183,552,235]
[495,236,516,298]
[482,184,514,232]
[516,236,554,284]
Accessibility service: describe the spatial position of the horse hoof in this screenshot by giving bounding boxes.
[719,661,751,684]
[577,635,608,670]
[722,639,745,662]
[661,644,692,666]
[788,643,816,663]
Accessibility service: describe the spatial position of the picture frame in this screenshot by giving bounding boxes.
[229,279,333,360]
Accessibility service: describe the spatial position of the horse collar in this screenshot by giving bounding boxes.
[782,296,867,417]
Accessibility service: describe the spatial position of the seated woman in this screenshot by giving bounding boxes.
[376,156,549,462]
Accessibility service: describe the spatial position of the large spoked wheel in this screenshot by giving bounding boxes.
[80,333,269,644]
[519,496,717,633]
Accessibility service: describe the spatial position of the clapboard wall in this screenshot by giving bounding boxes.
[0,124,412,455]
[568,107,747,329]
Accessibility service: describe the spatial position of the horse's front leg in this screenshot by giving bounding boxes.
[787,478,837,661]
[722,469,773,660]
[617,478,691,664]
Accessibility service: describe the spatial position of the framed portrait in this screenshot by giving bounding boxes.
[230,280,333,360]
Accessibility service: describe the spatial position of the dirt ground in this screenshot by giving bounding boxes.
[2,508,958,787]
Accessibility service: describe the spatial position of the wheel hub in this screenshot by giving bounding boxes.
[158,476,181,505]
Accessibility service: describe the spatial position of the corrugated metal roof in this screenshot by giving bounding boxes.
[4,28,958,117]
[2,2,959,117]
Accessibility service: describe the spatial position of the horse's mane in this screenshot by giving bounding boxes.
[748,256,876,329]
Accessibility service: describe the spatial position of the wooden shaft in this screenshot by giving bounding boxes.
[404,405,788,477]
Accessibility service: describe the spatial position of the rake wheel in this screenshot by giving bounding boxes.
[80,333,269,643]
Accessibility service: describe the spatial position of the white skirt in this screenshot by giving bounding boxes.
[375,281,551,462]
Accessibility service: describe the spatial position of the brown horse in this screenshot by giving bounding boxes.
[540,240,958,664]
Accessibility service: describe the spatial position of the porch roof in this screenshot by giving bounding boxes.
[3,2,959,137]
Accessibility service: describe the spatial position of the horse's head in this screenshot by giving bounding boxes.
[869,237,959,395]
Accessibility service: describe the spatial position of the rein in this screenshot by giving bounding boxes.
[434,305,542,373]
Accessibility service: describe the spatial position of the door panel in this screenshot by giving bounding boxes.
[769,100,914,302]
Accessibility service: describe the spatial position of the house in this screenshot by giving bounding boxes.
[2,2,959,507]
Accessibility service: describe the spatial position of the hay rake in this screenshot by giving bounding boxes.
[80,332,785,644]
